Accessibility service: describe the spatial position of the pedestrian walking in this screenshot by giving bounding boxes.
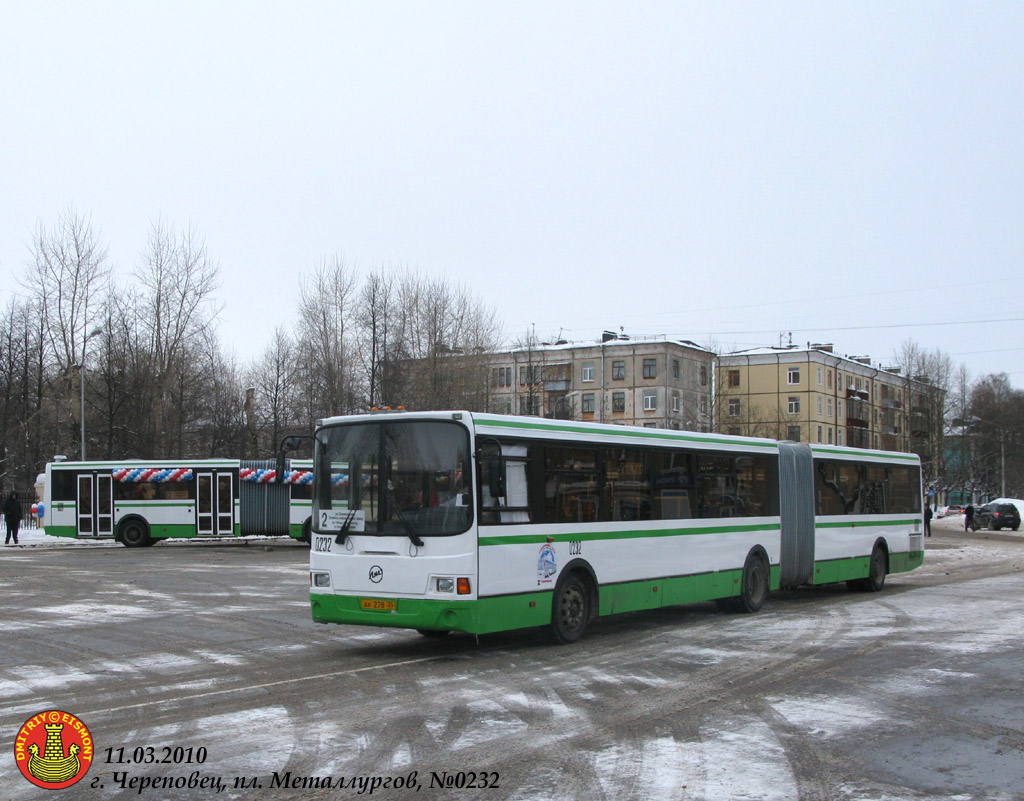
[965,503,974,532]
[3,490,22,545]
[924,505,932,537]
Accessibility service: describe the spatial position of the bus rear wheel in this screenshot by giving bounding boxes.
[848,545,887,592]
[550,572,591,644]
[737,551,769,613]
[119,519,151,548]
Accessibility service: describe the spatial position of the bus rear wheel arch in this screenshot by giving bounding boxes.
[118,517,152,548]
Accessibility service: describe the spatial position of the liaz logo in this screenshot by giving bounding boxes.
[14,710,94,789]
[369,565,384,583]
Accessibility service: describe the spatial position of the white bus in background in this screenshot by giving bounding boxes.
[40,457,312,547]
[304,410,924,643]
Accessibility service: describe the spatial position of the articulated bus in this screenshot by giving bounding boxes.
[306,411,924,643]
[40,458,314,547]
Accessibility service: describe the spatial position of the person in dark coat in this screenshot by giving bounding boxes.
[964,503,974,532]
[3,490,22,545]
[924,505,932,537]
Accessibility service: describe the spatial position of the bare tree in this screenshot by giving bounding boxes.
[296,256,359,419]
[23,206,109,373]
[134,219,222,453]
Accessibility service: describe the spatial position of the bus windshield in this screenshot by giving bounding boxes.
[314,419,472,537]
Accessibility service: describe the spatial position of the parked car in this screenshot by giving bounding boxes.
[946,504,964,515]
[935,506,950,519]
[970,502,1021,532]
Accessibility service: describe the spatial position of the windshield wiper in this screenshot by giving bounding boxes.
[391,506,424,548]
[334,510,359,546]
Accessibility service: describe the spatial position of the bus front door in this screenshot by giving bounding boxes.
[77,473,114,538]
[198,472,235,537]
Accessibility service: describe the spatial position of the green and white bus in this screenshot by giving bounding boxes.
[306,411,924,642]
[40,458,313,547]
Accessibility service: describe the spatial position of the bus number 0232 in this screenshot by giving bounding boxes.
[314,536,333,552]
[568,540,582,555]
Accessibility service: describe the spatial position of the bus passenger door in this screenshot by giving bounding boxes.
[77,474,94,537]
[197,472,214,536]
[96,474,113,536]
[217,472,234,535]
[197,472,235,536]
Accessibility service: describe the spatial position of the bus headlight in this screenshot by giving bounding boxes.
[436,577,455,593]
[311,571,331,588]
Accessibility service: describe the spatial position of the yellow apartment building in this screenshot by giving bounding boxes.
[716,345,944,477]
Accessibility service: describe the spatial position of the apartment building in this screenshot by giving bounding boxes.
[484,333,715,430]
[716,345,945,475]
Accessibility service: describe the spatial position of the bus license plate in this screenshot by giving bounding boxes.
[360,599,397,612]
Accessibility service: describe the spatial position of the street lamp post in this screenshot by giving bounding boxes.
[80,326,104,460]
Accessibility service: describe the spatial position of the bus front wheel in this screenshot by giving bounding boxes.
[550,572,591,644]
[119,519,151,548]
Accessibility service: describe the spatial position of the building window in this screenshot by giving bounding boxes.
[828,370,833,389]
[817,396,823,415]
[699,395,708,414]
[672,393,680,413]
[817,426,823,443]
[643,390,657,411]
[728,427,742,436]
[788,396,800,414]
[612,360,626,380]
[700,365,708,386]
[582,393,595,414]
[728,398,740,417]
[838,400,843,419]
[612,391,625,413]
[827,398,833,417]
[817,367,823,385]
[828,428,833,444]
[788,426,801,442]
[838,429,844,446]
[728,369,740,388]
[519,395,540,415]
[788,367,800,385]
[519,365,539,385]
[673,359,680,379]
[581,362,594,382]
[492,366,512,387]
[643,358,657,379]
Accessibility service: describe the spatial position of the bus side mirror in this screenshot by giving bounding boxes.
[276,434,313,483]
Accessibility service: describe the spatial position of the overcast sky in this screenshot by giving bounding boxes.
[2,2,1022,386]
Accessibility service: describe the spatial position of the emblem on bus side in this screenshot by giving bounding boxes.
[369,565,383,583]
[537,544,557,586]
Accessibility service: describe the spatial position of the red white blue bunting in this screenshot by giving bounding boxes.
[112,468,193,483]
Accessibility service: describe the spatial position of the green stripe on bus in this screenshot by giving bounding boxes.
[479,523,781,547]
[810,446,919,462]
[815,519,921,529]
[475,416,779,449]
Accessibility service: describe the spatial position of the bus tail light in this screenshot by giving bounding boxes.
[457,577,471,595]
